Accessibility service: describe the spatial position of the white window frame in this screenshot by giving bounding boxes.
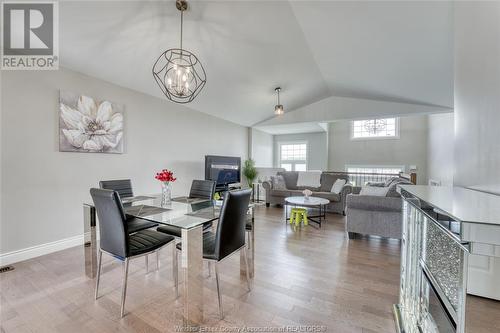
[350,117,400,140]
[278,141,308,171]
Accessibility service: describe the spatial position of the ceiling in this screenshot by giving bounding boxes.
[59,1,454,127]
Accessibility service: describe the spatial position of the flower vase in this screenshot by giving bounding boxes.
[161,182,172,207]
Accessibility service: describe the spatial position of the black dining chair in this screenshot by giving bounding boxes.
[90,188,178,318]
[189,179,216,200]
[99,179,134,199]
[99,179,158,234]
[157,179,216,238]
[175,188,252,319]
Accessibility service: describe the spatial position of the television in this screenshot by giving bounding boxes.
[205,155,241,187]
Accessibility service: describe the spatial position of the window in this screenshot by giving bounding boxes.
[279,142,307,171]
[351,117,399,139]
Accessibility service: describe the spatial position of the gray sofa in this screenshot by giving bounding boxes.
[262,171,352,215]
[345,177,413,239]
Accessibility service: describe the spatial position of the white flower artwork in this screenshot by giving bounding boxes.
[59,90,124,153]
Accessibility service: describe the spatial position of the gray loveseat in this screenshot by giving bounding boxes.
[345,177,413,239]
[262,171,353,215]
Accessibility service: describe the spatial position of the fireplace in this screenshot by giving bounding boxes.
[420,267,456,333]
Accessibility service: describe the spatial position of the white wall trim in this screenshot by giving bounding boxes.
[0,234,84,266]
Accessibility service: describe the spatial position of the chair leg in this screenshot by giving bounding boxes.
[156,250,160,271]
[173,244,179,298]
[243,247,251,292]
[120,259,130,318]
[95,249,103,300]
[145,255,149,273]
[208,261,212,277]
[215,263,224,319]
[246,231,252,250]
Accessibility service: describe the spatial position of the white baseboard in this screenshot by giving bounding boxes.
[0,234,84,266]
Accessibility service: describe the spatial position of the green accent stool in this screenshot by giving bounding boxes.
[290,208,308,229]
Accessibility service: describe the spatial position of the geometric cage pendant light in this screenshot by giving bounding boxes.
[274,87,284,115]
[363,118,387,134]
[152,0,207,104]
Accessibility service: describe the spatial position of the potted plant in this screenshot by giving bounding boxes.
[242,159,258,188]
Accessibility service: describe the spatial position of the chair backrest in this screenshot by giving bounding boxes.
[90,188,128,259]
[214,189,252,260]
[99,179,134,199]
[189,179,216,200]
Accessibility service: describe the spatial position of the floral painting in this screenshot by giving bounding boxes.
[59,90,124,153]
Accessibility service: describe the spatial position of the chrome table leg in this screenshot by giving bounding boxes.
[215,263,223,319]
[241,207,254,278]
[181,225,204,326]
[243,247,251,292]
[120,258,130,318]
[94,249,102,299]
[84,204,97,279]
[173,243,179,298]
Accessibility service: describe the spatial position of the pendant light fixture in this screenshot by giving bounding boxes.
[152,0,206,104]
[274,87,284,115]
[363,118,387,134]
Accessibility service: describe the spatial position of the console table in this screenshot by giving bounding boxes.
[394,185,500,333]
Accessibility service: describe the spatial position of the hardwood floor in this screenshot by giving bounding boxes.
[0,206,409,332]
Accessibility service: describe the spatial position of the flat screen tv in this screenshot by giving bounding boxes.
[205,155,241,187]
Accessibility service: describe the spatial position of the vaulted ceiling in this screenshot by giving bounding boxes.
[60,1,454,127]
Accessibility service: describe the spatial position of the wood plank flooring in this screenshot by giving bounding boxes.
[1,206,497,332]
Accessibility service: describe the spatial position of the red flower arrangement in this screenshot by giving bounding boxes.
[155,169,177,183]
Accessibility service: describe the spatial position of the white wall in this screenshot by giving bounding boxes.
[427,113,454,185]
[328,115,428,184]
[273,132,328,170]
[0,68,248,256]
[454,1,500,192]
[455,2,500,300]
[249,128,273,167]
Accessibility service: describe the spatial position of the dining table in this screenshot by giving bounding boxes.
[83,195,255,326]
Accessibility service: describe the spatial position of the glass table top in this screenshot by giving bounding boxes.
[128,197,220,229]
[84,195,220,230]
[285,196,330,206]
[86,194,254,230]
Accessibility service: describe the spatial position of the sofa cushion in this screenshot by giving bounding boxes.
[288,189,303,196]
[297,185,322,192]
[346,194,402,212]
[360,186,390,196]
[271,175,287,190]
[270,189,291,197]
[297,171,322,188]
[315,191,341,202]
[320,173,349,192]
[278,171,299,190]
[386,177,413,197]
[331,179,346,194]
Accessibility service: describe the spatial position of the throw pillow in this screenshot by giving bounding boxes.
[386,177,413,197]
[330,179,346,194]
[359,186,390,196]
[271,175,287,190]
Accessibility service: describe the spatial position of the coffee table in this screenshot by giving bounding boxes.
[284,196,330,228]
